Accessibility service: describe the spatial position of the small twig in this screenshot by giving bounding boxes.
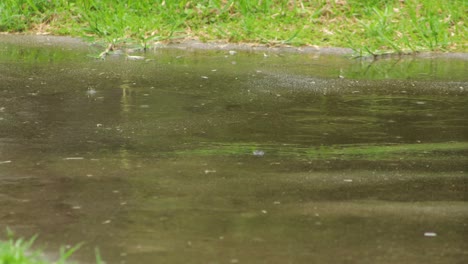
[98,43,115,59]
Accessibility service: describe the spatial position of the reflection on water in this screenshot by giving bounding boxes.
[0,36,467,264]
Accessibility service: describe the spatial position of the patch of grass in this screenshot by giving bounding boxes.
[0,229,103,264]
[0,0,466,55]
[345,0,467,56]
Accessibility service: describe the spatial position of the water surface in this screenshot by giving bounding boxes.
[0,36,467,264]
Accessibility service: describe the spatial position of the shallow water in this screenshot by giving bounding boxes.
[0,36,467,264]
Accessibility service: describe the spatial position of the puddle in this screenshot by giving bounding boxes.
[0,36,467,264]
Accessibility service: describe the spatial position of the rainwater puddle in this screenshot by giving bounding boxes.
[0,36,467,264]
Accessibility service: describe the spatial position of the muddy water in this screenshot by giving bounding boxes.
[0,36,467,264]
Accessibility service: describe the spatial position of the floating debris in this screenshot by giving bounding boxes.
[424,232,437,237]
[229,50,237,55]
[64,157,84,160]
[126,55,145,61]
[252,150,265,157]
[0,160,12,164]
[343,179,353,182]
[201,76,209,79]
[204,169,216,174]
[86,88,97,96]
[102,220,111,224]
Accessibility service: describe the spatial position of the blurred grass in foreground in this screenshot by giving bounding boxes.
[0,229,103,264]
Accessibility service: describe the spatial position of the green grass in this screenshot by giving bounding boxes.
[0,0,467,55]
[0,229,103,264]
